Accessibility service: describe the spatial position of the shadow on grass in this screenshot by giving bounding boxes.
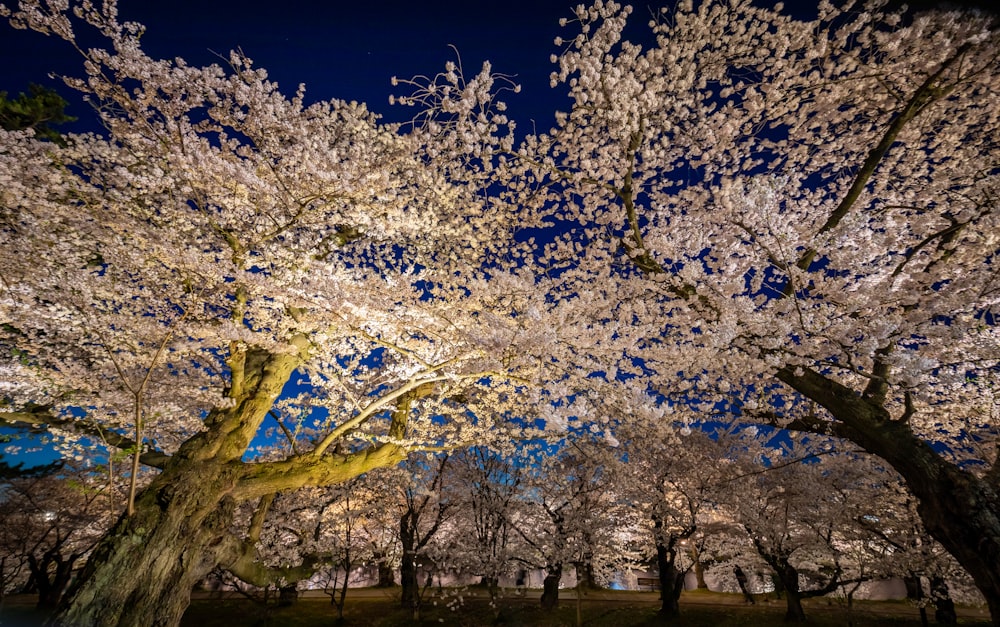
[0,591,992,627]
[176,591,992,627]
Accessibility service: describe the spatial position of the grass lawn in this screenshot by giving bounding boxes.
[0,588,992,626]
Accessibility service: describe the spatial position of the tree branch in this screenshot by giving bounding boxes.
[233,442,408,500]
[792,41,977,275]
[0,407,170,469]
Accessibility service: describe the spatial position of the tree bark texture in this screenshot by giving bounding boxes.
[778,366,1000,626]
[54,461,242,626]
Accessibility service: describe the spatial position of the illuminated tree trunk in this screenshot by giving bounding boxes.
[49,341,409,627]
[779,367,1000,627]
[55,460,244,627]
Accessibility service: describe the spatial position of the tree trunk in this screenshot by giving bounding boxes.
[47,340,406,627]
[540,563,562,610]
[904,575,930,627]
[773,560,805,622]
[693,558,708,589]
[29,551,77,609]
[373,552,395,588]
[656,542,683,617]
[577,550,599,590]
[778,367,1000,627]
[399,511,419,610]
[931,576,957,625]
[54,462,244,627]
[479,575,499,590]
[277,584,298,607]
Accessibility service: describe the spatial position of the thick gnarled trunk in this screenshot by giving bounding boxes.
[56,462,241,627]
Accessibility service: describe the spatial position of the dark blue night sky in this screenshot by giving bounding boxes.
[2,0,580,132]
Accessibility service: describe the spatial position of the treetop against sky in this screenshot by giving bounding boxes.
[0,0,583,132]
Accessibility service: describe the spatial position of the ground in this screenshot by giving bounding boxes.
[0,588,991,626]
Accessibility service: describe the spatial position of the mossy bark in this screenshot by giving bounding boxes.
[55,459,243,627]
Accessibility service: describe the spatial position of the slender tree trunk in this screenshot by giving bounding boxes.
[540,563,562,610]
[399,512,418,609]
[480,575,499,595]
[577,549,599,590]
[904,575,930,627]
[778,367,1000,627]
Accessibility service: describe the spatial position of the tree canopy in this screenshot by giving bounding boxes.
[1,1,999,625]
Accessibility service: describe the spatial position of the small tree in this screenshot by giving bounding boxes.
[0,463,112,609]
[511,437,622,610]
[448,447,521,604]
[722,435,891,622]
[608,419,725,617]
[396,454,453,618]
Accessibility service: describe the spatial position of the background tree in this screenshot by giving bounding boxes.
[0,83,74,143]
[508,1,1000,621]
[397,453,453,618]
[448,446,521,604]
[610,419,725,618]
[0,463,112,609]
[721,435,890,622]
[511,437,620,610]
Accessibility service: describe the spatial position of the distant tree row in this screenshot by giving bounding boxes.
[2,427,977,624]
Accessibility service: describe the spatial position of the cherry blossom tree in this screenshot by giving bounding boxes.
[0,462,113,609]
[609,419,728,617]
[719,434,921,622]
[396,453,454,617]
[510,1,1000,621]
[0,1,577,624]
[446,446,521,603]
[510,437,627,610]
